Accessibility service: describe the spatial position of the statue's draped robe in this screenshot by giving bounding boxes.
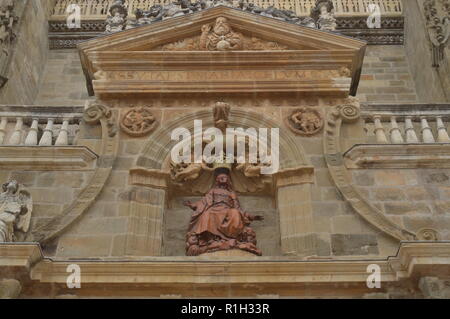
[189,187,247,239]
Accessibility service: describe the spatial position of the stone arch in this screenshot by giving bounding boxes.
[136,108,310,171]
[129,107,316,257]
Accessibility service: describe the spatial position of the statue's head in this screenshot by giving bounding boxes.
[214,17,230,36]
[216,173,229,184]
[2,180,18,194]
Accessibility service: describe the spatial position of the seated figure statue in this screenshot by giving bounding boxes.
[184,168,264,256]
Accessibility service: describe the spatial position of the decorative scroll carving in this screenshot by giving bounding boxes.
[423,0,450,67]
[417,228,440,241]
[0,180,32,242]
[323,99,417,241]
[184,168,264,256]
[120,107,157,137]
[0,0,18,88]
[285,107,324,136]
[29,102,119,244]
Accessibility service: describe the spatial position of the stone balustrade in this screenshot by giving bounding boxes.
[362,104,450,145]
[51,0,402,19]
[0,106,83,147]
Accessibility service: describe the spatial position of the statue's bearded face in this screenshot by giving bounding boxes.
[214,17,230,36]
[216,174,229,185]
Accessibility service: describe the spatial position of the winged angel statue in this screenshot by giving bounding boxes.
[0,180,32,242]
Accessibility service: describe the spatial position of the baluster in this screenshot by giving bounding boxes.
[39,118,54,146]
[25,118,39,145]
[9,117,23,145]
[0,117,7,145]
[389,116,404,143]
[436,116,450,143]
[421,117,435,143]
[404,116,419,143]
[55,119,70,146]
[373,115,388,144]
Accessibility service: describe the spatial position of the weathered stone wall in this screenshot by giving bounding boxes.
[356,45,418,103]
[0,0,55,104]
[351,168,450,241]
[35,49,92,106]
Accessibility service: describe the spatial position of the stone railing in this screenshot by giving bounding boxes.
[50,0,403,19]
[361,104,450,144]
[345,104,450,169]
[0,106,83,146]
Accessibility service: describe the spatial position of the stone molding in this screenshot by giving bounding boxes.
[0,146,98,170]
[344,144,450,169]
[0,242,444,297]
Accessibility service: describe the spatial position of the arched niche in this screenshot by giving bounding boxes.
[128,108,317,257]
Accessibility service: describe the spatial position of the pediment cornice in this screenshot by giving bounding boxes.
[78,6,366,98]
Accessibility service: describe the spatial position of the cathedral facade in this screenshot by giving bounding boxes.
[0,0,449,299]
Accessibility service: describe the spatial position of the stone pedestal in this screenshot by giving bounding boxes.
[199,249,259,258]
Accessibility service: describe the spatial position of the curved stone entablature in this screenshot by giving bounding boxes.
[323,100,418,242]
[29,102,119,244]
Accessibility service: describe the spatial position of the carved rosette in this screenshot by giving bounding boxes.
[120,107,157,137]
[286,107,324,136]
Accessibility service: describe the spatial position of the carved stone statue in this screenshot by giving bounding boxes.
[105,0,128,33]
[199,16,243,51]
[184,168,263,256]
[311,0,337,31]
[213,101,230,132]
[0,180,32,242]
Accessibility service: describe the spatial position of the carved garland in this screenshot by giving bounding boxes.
[323,103,417,241]
[29,103,119,244]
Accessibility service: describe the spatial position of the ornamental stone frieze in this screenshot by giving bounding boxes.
[49,0,404,48]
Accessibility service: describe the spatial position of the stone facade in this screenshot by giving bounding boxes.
[0,1,449,299]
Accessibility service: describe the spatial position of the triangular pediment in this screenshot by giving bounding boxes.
[78,6,366,97]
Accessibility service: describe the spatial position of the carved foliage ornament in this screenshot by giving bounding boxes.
[286,107,324,136]
[423,0,450,67]
[120,107,157,137]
